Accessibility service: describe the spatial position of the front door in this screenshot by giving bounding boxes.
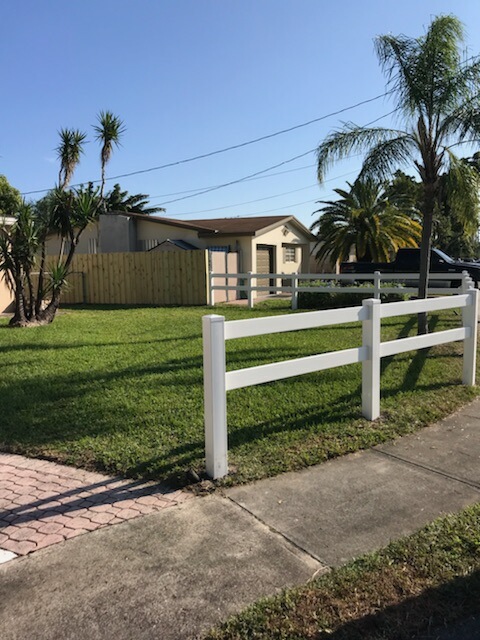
[256,245,275,293]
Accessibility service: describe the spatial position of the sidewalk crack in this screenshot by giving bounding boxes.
[224,494,330,576]
[372,448,480,491]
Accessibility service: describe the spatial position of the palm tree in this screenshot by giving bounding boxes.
[316,15,480,333]
[104,183,165,215]
[93,111,126,201]
[312,178,422,265]
[56,128,87,189]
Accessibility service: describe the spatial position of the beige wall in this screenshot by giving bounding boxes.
[254,221,311,274]
[210,251,239,303]
[136,219,203,248]
[46,222,99,256]
[0,277,13,313]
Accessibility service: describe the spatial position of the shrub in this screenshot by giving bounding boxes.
[297,280,407,310]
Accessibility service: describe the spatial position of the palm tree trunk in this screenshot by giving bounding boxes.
[100,163,106,202]
[10,268,28,327]
[417,183,436,335]
[37,237,77,325]
[35,241,47,317]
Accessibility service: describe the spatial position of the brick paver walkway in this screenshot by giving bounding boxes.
[0,453,193,558]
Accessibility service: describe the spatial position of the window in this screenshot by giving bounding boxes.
[284,246,296,262]
[88,238,98,254]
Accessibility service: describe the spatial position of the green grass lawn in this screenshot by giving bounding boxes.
[204,502,480,639]
[0,300,478,485]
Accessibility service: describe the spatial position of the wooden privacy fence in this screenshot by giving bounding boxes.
[203,283,479,479]
[48,250,209,306]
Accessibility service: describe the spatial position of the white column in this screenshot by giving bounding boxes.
[373,271,381,299]
[247,272,254,309]
[208,256,215,306]
[362,298,382,420]
[291,274,298,310]
[462,288,478,386]
[203,314,228,479]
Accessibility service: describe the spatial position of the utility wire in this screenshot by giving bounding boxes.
[157,149,317,206]
[148,162,317,198]
[20,91,392,196]
[157,109,400,208]
[169,169,360,216]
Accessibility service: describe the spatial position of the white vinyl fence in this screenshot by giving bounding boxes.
[208,270,471,309]
[202,280,478,479]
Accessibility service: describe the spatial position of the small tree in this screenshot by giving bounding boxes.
[0,175,22,217]
[0,113,123,327]
[0,186,101,326]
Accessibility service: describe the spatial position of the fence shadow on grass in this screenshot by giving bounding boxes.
[319,569,480,640]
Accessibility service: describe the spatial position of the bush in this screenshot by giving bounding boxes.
[298,280,407,310]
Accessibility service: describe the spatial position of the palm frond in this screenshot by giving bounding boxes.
[358,134,417,183]
[445,150,480,235]
[317,126,407,183]
[56,129,87,189]
[311,178,421,264]
[375,33,421,117]
[93,110,126,164]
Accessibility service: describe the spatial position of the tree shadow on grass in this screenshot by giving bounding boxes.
[381,315,441,388]
[320,569,480,639]
[0,334,202,354]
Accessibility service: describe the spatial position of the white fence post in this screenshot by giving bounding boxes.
[291,274,298,310]
[462,271,475,293]
[208,265,215,307]
[203,314,228,479]
[247,272,254,309]
[462,287,478,386]
[362,298,381,420]
[373,271,381,299]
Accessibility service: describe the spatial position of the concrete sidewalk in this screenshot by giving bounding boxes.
[1,398,480,639]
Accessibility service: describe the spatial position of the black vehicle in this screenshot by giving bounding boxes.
[340,248,480,287]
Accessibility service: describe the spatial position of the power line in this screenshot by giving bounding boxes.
[169,169,360,216]
[221,197,320,217]
[157,109,400,208]
[148,162,317,198]
[157,149,317,206]
[20,91,391,196]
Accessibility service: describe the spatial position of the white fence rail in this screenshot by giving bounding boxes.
[208,270,472,309]
[202,282,478,479]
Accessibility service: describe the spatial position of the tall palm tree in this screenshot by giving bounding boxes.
[93,111,126,201]
[56,128,87,189]
[316,15,480,333]
[312,178,422,265]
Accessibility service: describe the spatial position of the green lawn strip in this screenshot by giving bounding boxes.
[0,301,478,485]
[204,503,480,640]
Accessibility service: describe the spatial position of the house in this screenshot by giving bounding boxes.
[46,212,317,278]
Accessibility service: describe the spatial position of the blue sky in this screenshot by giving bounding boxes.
[2,1,480,228]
